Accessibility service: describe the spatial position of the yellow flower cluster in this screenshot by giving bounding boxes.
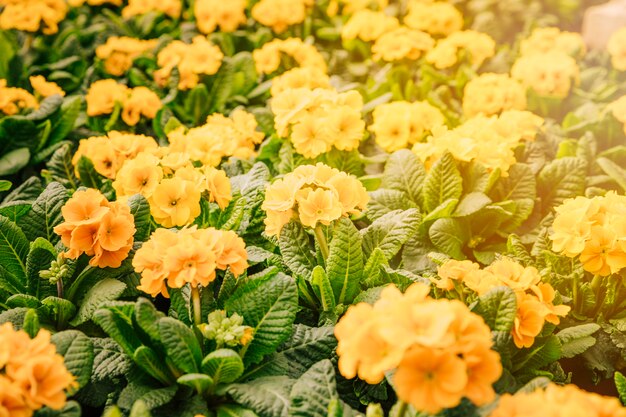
[121,0,181,18]
[369,100,445,152]
[270,67,331,97]
[0,324,76,416]
[434,258,570,348]
[426,30,496,69]
[608,27,626,71]
[154,36,224,90]
[168,109,265,165]
[372,27,434,62]
[0,79,38,115]
[550,192,626,276]
[490,383,626,417]
[68,0,121,7]
[253,38,327,75]
[341,10,399,43]
[29,75,65,98]
[404,1,463,37]
[271,87,365,158]
[511,52,579,98]
[335,283,502,414]
[608,95,626,135]
[262,163,368,237]
[327,0,388,16]
[412,110,543,174]
[95,37,158,76]
[72,131,158,179]
[462,73,527,117]
[0,0,67,34]
[113,150,232,227]
[86,79,162,125]
[519,27,586,58]
[54,188,135,268]
[133,226,248,297]
[251,0,311,34]
[194,0,246,34]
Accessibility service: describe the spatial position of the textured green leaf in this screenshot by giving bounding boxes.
[225,272,298,366]
[129,400,152,417]
[0,215,28,293]
[133,298,165,346]
[227,376,294,417]
[361,208,421,259]
[208,59,234,113]
[51,330,95,394]
[362,247,388,288]
[452,192,492,217]
[311,266,335,311]
[134,346,175,385]
[422,153,463,213]
[23,308,39,338]
[18,182,68,245]
[92,338,131,382]
[0,147,30,176]
[615,372,626,405]
[471,287,517,333]
[326,218,363,304]
[77,156,103,190]
[128,194,151,241]
[118,384,178,411]
[201,349,244,385]
[0,200,32,222]
[177,373,214,395]
[26,237,56,298]
[597,157,626,192]
[515,335,562,372]
[217,405,260,417]
[48,96,81,145]
[537,157,586,212]
[279,222,315,279]
[491,163,536,201]
[70,279,126,326]
[93,306,142,356]
[428,218,467,260]
[366,189,418,221]
[289,359,338,417]
[382,149,426,205]
[46,143,78,189]
[159,317,202,374]
[556,323,600,358]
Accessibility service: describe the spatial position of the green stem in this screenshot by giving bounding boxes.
[314,225,329,260]
[57,277,64,299]
[191,286,202,326]
[395,401,408,417]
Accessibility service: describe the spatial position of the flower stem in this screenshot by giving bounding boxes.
[57,278,64,299]
[395,401,408,417]
[314,225,329,260]
[191,286,202,326]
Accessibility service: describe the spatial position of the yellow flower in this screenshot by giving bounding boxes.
[253,38,327,75]
[512,292,548,348]
[404,1,463,37]
[296,188,343,228]
[0,80,38,115]
[608,27,626,71]
[195,0,246,33]
[270,67,331,97]
[149,177,202,227]
[113,152,163,198]
[251,0,308,34]
[326,172,369,215]
[155,36,223,90]
[511,52,580,98]
[426,30,496,69]
[434,259,480,290]
[121,86,162,126]
[520,27,586,58]
[85,79,129,117]
[372,27,434,62]
[202,166,232,210]
[463,73,526,117]
[484,257,541,293]
[122,0,181,18]
[95,37,158,76]
[0,0,67,34]
[341,10,399,42]
[29,75,65,98]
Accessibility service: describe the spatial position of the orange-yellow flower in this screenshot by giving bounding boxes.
[296,188,343,228]
[121,86,162,126]
[29,75,65,98]
[512,293,548,348]
[202,166,232,210]
[149,177,202,227]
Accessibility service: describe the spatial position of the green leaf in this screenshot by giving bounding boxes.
[597,157,626,192]
[506,234,532,266]
[362,247,388,288]
[382,149,426,205]
[428,218,468,260]
[0,200,31,222]
[556,323,600,358]
[92,338,131,382]
[201,349,244,385]
[361,208,421,259]
[134,346,175,385]
[515,335,562,372]
[245,325,337,380]
[185,84,210,125]
[128,194,151,241]
[615,371,626,405]
[227,376,295,417]
[225,272,298,366]
[93,306,142,356]
[41,296,76,328]
[129,400,152,417]
[23,308,39,338]
[0,215,28,293]
[26,95,62,121]
[491,163,536,201]
[177,373,214,394]
[289,359,339,417]
[34,401,82,417]
[133,297,165,347]
[452,192,492,217]
[76,156,103,190]
[51,330,95,395]
[366,189,418,221]
[279,222,315,279]
[48,96,81,145]
[471,286,517,333]
[45,142,78,189]
[118,384,178,411]
[26,237,56,298]
[208,59,234,113]
[537,157,586,212]
[18,182,68,245]
[422,152,463,213]
[311,266,335,311]
[0,118,38,155]
[70,279,126,326]
[0,180,11,191]
[7,294,40,309]
[217,405,260,417]
[159,317,203,374]
[326,218,363,304]
[0,147,30,176]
